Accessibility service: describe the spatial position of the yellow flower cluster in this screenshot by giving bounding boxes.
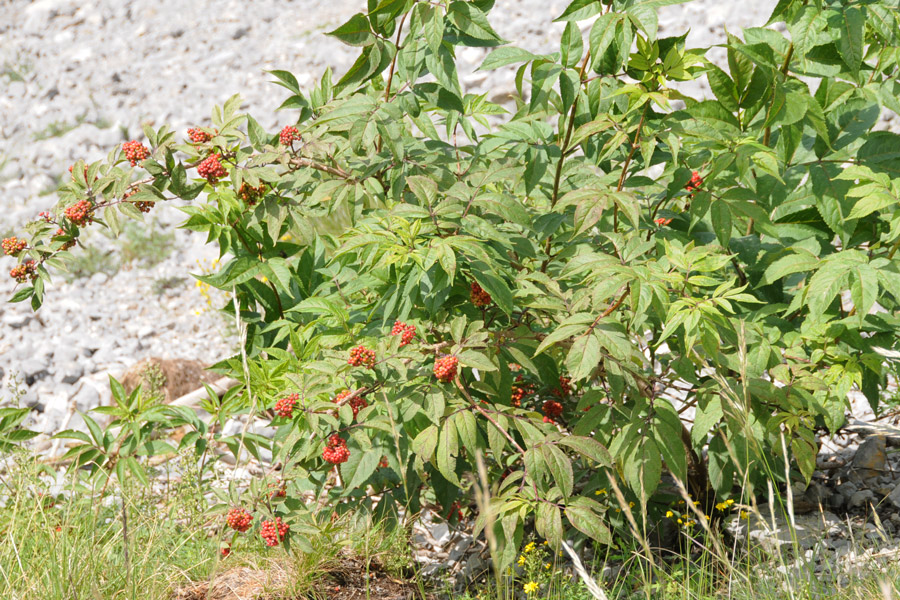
[523,581,539,594]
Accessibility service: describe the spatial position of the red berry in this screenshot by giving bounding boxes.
[470,282,492,307]
[347,345,376,368]
[542,400,563,419]
[260,517,289,547]
[221,546,231,558]
[2,237,27,256]
[655,217,673,226]
[122,140,150,167]
[379,456,389,468]
[187,127,213,144]
[390,321,416,346]
[274,393,298,418]
[322,434,350,465]
[433,355,458,383]
[38,211,53,223]
[64,200,93,227]
[279,126,300,146]
[9,260,37,283]
[226,508,253,532]
[197,153,228,184]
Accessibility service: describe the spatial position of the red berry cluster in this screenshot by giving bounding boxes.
[221,546,231,558]
[654,217,673,226]
[433,355,458,382]
[333,390,367,419]
[55,229,76,251]
[268,481,287,498]
[274,393,299,418]
[685,171,703,193]
[239,182,267,206]
[260,517,289,547]
[390,321,416,346]
[2,237,26,256]
[65,200,93,227]
[38,211,53,223]
[323,434,350,464]
[279,126,300,146]
[347,345,376,368]
[555,376,571,397]
[542,400,563,421]
[226,508,253,532]
[10,260,37,283]
[446,501,464,521]
[187,127,213,144]
[470,282,492,307]
[122,141,150,166]
[511,375,535,408]
[197,154,228,184]
[124,189,154,213]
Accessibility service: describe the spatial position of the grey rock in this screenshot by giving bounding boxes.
[848,490,876,509]
[56,362,84,385]
[852,436,887,479]
[73,385,100,412]
[21,358,50,386]
[429,522,451,546]
[725,505,843,554]
[887,482,900,509]
[3,313,32,329]
[448,537,472,562]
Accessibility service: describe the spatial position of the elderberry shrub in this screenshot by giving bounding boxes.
[10,0,900,569]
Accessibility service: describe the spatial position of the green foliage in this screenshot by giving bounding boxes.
[11,0,900,572]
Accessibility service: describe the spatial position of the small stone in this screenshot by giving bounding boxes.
[21,358,50,386]
[56,362,84,385]
[852,436,886,479]
[848,489,876,509]
[430,522,451,546]
[3,313,32,329]
[887,482,900,509]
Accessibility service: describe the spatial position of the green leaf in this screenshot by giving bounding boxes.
[556,0,605,22]
[454,410,479,451]
[558,436,612,466]
[479,47,541,71]
[560,22,583,69]
[710,200,732,247]
[327,13,375,47]
[343,442,381,489]
[247,115,268,150]
[458,349,497,371]
[835,7,864,74]
[469,261,514,314]
[412,425,439,461]
[540,443,574,498]
[535,503,563,546]
[447,2,503,42]
[436,425,460,486]
[565,497,612,544]
[267,70,301,95]
[624,437,661,503]
[566,333,602,381]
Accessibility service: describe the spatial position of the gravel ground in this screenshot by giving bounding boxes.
[0,0,778,432]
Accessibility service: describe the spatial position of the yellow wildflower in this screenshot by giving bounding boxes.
[665,510,674,518]
[524,542,536,553]
[628,502,635,508]
[726,499,735,506]
[740,510,749,519]
[715,502,729,511]
[545,563,551,569]
[595,488,607,496]
[524,582,539,594]
[517,555,526,567]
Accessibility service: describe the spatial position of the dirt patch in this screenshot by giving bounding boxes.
[172,566,290,600]
[171,555,429,600]
[318,555,426,600]
[121,357,214,403]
